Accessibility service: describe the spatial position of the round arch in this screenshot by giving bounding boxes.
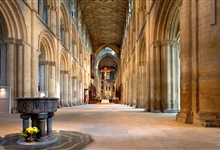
[38,30,56,61]
[0,0,27,40]
[60,50,68,71]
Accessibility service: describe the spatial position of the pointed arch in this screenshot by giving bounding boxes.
[94,44,120,57]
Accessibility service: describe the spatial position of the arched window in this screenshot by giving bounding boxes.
[60,19,64,43]
[38,0,48,24]
[43,0,48,24]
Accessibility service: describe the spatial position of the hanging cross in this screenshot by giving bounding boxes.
[100,67,111,83]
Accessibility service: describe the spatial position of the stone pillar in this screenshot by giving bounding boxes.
[17,40,24,98]
[64,28,69,47]
[4,38,15,111]
[63,71,69,106]
[47,5,51,27]
[47,112,54,137]
[161,41,170,112]
[0,42,6,86]
[20,114,31,132]
[68,75,72,106]
[51,6,57,34]
[31,2,38,97]
[72,77,77,105]
[24,44,31,97]
[48,62,56,97]
[176,0,193,123]
[39,61,50,92]
[36,113,48,141]
[161,39,179,113]
[60,71,63,106]
[154,41,162,112]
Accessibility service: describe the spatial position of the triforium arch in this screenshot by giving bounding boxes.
[60,2,69,46]
[38,30,56,97]
[137,36,147,109]
[151,0,180,113]
[71,24,77,56]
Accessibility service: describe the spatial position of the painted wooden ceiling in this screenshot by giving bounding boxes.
[78,0,128,56]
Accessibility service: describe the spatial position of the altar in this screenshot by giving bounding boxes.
[101,99,109,103]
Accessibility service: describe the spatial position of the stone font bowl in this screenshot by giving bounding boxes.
[16,98,59,114]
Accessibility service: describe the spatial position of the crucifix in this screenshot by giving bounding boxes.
[100,67,111,83]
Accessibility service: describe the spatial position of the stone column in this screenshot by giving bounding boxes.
[161,40,170,112]
[161,39,179,113]
[47,5,51,27]
[72,77,77,105]
[31,2,38,97]
[63,71,69,106]
[23,44,31,97]
[47,112,54,137]
[154,41,162,112]
[51,6,57,33]
[39,61,50,92]
[36,113,48,141]
[60,71,63,106]
[176,0,193,123]
[17,40,24,98]
[4,38,15,111]
[64,28,69,47]
[149,44,155,111]
[20,114,31,132]
[0,42,6,86]
[68,74,72,106]
[48,62,56,97]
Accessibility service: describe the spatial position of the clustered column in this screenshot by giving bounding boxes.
[161,39,179,113]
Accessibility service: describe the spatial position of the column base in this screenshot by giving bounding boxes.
[176,111,193,124]
[193,112,220,127]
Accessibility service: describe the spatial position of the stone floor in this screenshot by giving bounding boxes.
[1,104,220,150]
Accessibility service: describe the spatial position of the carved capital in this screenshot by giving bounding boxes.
[65,28,70,32]
[17,39,24,45]
[161,39,178,46]
[153,40,161,48]
[61,70,69,74]
[3,38,15,44]
[50,61,56,66]
[39,61,50,66]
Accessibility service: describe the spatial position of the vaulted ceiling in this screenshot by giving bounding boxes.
[78,0,128,56]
